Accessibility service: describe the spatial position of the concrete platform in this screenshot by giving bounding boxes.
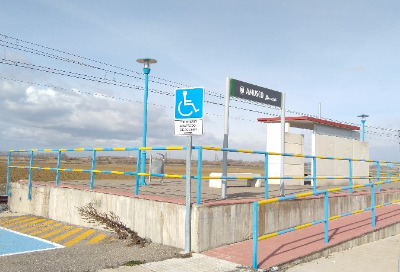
[7,178,400,270]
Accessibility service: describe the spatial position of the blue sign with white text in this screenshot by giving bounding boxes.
[175,88,204,119]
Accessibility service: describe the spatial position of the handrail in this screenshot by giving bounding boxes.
[252,177,400,269]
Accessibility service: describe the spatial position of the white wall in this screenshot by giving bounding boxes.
[312,134,369,185]
[266,123,305,185]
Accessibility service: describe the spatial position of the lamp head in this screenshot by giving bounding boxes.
[136,58,157,69]
[357,114,369,120]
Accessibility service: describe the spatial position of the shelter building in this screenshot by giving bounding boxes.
[257,116,369,186]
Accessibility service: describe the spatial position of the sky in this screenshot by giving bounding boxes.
[0,0,399,161]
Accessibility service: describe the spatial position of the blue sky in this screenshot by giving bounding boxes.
[0,0,399,161]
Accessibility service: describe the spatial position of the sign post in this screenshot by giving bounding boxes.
[224,78,285,197]
[174,87,204,253]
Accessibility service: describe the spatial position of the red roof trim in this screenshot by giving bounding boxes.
[257,116,360,131]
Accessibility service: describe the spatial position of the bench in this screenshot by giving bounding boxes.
[208,172,262,188]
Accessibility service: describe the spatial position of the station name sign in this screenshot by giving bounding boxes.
[230,78,282,108]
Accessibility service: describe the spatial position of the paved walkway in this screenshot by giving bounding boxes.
[203,203,400,270]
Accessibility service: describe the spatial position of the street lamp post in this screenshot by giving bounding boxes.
[137,58,157,185]
[358,114,369,142]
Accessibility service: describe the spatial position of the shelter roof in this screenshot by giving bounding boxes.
[257,116,360,131]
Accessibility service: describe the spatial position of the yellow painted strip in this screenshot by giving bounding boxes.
[375,181,384,185]
[293,154,305,157]
[329,215,341,220]
[94,147,103,151]
[40,225,72,239]
[327,187,341,192]
[164,174,183,178]
[2,217,38,228]
[315,156,327,159]
[72,169,83,172]
[393,200,400,204]
[352,209,364,214]
[18,166,25,169]
[295,223,312,230]
[59,149,67,152]
[28,223,62,236]
[202,146,222,151]
[237,149,254,153]
[268,152,281,156]
[112,147,126,151]
[58,168,66,171]
[138,173,150,176]
[0,216,27,225]
[235,176,254,179]
[63,229,96,247]
[335,157,344,160]
[93,170,101,173]
[74,148,84,151]
[139,147,152,150]
[296,192,313,198]
[87,233,106,244]
[258,198,279,205]
[20,220,54,233]
[204,176,219,179]
[166,146,184,150]
[375,204,384,208]
[32,149,38,152]
[352,184,364,189]
[51,228,82,243]
[111,171,124,174]
[44,149,52,152]
[258,232,278,241]
[268,177,281,179]
[42,167,51,170]
[12,218,46,230]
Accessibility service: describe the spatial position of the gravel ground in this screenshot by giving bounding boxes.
[0,238,182,272]
[0,205,184,272]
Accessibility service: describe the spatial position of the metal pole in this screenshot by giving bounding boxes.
[280,93,286,196]
[28,150,34,200]
[312,156,317,193]
[222,77,230,199]
[90,150,96,190]
[324,191,329,243]
[196,147,203,205]
[135,149,141,196]
[349,159,353,194]
[140,68,150,186]
[56,150,61,186]
[318,102,321,118]
[264,153,268,199]
[361,119,366,142]
[252,201,259,269]
[6,151,11,196]
[371,183,376,227]
[185,136,193,253]
[148,155,152,183]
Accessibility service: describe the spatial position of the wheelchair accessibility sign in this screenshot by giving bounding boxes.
[174,87,204,136]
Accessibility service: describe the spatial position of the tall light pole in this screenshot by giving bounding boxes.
[358,114,369,142]
[137,58,157,185]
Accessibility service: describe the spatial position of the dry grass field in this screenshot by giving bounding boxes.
[0,155,264,195]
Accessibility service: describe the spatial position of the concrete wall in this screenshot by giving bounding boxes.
[9,182,399,252]
[312,134,369,186]
[8,182,187,250]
